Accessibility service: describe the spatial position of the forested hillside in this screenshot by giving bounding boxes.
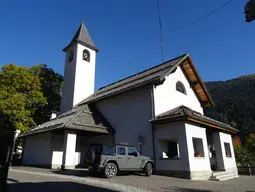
[204,74,255,140]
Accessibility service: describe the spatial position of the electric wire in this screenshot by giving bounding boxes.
[169,0,234,32]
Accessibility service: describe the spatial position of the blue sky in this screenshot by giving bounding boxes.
[0,0,254,90]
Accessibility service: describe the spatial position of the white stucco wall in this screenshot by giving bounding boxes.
[185,123,211,172]
[23,132,52,166]
[96,85,154,159]
[213,132,237,171]
[153,66,203,116]
[154,122,190,171]
[60,43,96,113]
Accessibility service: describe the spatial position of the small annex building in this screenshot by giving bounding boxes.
[20,22,239,180]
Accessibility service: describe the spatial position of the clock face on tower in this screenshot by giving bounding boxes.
[83,49,90,62]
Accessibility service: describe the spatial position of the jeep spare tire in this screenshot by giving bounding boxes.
[85,149,95,164]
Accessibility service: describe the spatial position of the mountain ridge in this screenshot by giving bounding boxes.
[204,74,255,139]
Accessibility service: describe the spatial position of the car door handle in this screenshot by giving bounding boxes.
[117,157,122,159]
[127,157,131,159]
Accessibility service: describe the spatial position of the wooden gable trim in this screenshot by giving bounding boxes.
[187,117,237,134]
[180,55,215,107]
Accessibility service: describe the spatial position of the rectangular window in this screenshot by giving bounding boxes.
[102,146,116,156]
[117,146,126,155]
[127,147,138,156]
[224,142,232,157]
[192,138,205,157]
[159,140,180,159]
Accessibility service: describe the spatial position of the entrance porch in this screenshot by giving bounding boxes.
[150,105,239,180]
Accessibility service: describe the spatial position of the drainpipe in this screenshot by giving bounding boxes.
[150,87,157,172]
[112,133,115,144]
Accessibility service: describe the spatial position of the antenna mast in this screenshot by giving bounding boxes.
[157,0,165,63]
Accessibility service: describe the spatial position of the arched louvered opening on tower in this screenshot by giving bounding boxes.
[83,49,90,62]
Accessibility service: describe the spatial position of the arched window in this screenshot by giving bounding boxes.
[68,50,74,63]
[83,49,90,62]
[176,81,186,94]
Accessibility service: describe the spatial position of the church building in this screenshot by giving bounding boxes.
[20,22,239,181]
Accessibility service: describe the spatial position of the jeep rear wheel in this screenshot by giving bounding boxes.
[144,163,153,176]
[104,162,118,179]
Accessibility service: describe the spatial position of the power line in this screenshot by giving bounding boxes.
[157,0,165,63]
[169,0,234,32]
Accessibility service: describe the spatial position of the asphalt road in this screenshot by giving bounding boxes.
[7,167,255,192]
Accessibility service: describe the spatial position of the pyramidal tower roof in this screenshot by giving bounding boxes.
[63,21,99,52]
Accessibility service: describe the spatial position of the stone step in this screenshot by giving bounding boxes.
[211,173,234,179]
[209,172,238,181]
[209,176,234,181]
[211,171,230,176]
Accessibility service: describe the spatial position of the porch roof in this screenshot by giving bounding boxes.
[19,104,115,138]
[150,105,239,133]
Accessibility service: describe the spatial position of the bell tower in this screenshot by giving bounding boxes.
[60,21,99,114]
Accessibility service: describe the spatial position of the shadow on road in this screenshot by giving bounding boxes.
[7,181,118,192]
[51,169,146,178]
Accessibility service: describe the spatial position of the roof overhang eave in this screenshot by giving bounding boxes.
[150,114,238,134]
[186,117,239,134]
[185,56,215,107]
[62,40,99,52]
[18,125,65,138]
[150,115,188,124]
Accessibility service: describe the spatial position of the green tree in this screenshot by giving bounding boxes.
[30,64,63,125]
[0,63,47,132]
[245,133,255,154]
[233,136,255,165]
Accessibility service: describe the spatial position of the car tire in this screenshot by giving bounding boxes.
[144,163,153,177]
[104,162,118,179]
[84,150,95,165]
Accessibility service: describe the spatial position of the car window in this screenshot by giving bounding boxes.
[127,147,137,156]
[117,147,126,155]
[102,146,116,156]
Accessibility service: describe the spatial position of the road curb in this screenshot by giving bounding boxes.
[9,168,150,192]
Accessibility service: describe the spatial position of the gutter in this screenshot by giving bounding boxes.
[149,86,157,172]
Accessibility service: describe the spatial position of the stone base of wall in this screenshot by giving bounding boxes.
[155,170,212,180]
[189,170,212,180]
[225,167,238,176]
[61,165,75,170]
[51,164,62,169]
